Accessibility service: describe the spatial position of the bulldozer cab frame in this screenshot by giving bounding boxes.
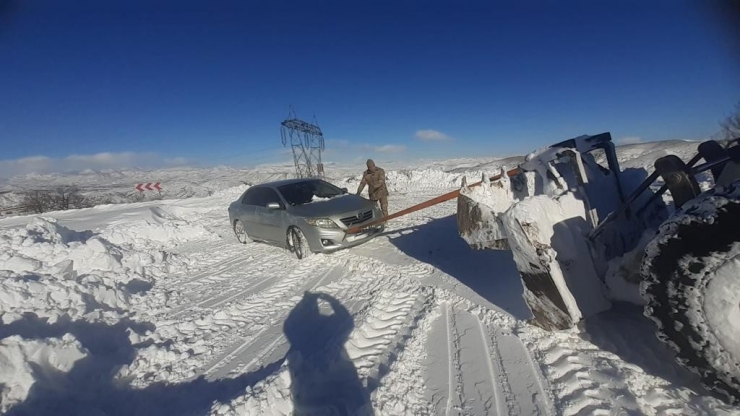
[522,132,635,230]
[549,132,628,204]
[590,137,740,244]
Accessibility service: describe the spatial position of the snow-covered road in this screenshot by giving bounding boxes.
[2,176,738,415]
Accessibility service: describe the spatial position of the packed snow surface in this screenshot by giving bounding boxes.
[1,140,739,415]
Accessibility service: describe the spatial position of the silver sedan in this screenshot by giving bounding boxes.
[227,178,385,258]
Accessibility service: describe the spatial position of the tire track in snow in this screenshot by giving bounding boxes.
[427,301,506,416]
[488,324,552,415]
[524,321,731,416]
[425,302,462,415]
[369,292,439,416]
[342,233,552,415]
[197,259,340,380]
[209,276,435,414]
[535,335,639,416]
[497,329,555,415]
[424,300,551,416]
[168,238,276,288]
[176,243,277,288]
[179,255,251,286]
[204,256,431,385]
[349,240,550,415]
[168,271,277,319]
[216,293,373,382]
[149,256,327,381]
[347,289,431,384]
[166,251,285,318]
[452,306,506,415]
[145,241,262,315]
[202,260,402,380]
[444,304,456,415]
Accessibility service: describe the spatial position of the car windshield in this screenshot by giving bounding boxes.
[278,180,346,206]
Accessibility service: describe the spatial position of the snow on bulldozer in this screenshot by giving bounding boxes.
[457,132,740,404]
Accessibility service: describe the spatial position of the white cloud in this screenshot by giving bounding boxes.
[321,139,406,155]
[415,129,452,141]
[325,139,350,147]
[616,136,643,145]
[0,152,190,178]
[359,144,406,153]
[373,144,406,153]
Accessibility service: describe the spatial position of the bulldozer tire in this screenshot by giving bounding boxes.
[641,183,740,405]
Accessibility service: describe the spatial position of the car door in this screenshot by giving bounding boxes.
[236,188,259,237]
[253,187,286,243]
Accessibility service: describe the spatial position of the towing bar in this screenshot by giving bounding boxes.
[345,167,520,234]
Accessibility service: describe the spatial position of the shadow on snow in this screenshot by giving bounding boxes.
[284,291,374,416]
[1,314,281,416]
[386,215,532,320]
[2,291,374,416]
[580,302,711,398]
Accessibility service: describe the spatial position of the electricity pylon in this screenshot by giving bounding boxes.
[280,107,325,178]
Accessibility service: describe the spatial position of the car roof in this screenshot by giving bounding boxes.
[251,177,326,189]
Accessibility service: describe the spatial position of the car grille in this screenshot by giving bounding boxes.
[340,210,373,227]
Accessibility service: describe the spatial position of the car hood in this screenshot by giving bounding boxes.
[289,194,375,217]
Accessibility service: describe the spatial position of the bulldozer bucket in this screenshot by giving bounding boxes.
[457,192,510,250]
[498,193,612,329]
[457,169,532,250]
[456,168,613,330]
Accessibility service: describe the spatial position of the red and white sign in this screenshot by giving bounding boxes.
[135,182,162,192]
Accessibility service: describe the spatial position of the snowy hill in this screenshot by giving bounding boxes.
[0,139,706,216]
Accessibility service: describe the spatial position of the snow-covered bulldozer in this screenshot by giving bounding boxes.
[457,132,740,404]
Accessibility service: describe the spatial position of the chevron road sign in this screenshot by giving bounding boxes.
[135,182,162,192]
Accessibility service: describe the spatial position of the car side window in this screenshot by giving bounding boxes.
[261,188,282,207]
[242,188,258,205]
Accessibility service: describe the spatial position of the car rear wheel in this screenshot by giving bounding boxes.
[233,220,251,244]
[287,226,312,259]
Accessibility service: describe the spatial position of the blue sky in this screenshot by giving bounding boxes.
[1,0,739,176]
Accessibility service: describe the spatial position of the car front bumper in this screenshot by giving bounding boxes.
[303,223,385,253]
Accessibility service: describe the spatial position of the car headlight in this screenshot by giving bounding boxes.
[305,218,339,229]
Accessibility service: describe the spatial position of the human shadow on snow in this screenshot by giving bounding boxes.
[387,215,532,320]
[284,291,374,416]
[1,314,282,416]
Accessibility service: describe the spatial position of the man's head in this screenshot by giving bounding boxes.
[366,159,376,172]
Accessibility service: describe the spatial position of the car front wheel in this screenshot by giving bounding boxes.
[287,226,312,259]
[233,220,251,244]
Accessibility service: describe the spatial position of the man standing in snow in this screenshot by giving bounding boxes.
[356,159,389,217]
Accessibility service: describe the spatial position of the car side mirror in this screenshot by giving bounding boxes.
[341,187,348,194]
[266,202,282,210]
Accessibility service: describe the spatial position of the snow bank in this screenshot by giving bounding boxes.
[0,217,191,319]
[101,206,220,247]
[0,334,87,412]
[384,169,464,192]
[210,184,250,200]
[0,213,200,412]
